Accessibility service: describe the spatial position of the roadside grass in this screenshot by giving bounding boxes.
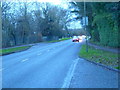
[0,37,71,55]
[79,45,119,69]
[0,46,31,55]
[48,37,72,43]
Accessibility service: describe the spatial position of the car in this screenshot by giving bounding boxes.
[72,36,79,42]
[78,36,83,42]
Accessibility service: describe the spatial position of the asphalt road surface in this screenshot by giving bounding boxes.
[2,40,81,88]
[2,40,119,88]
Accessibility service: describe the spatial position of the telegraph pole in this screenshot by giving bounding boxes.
[84,0,88,52]
[0,1,2,90]
[0,1,2,48]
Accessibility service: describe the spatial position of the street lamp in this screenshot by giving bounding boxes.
[84,0,88,52]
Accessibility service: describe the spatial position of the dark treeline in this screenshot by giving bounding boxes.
[2,1,82,48]
[76,2,119,48]
[2,2,119,48]
[2,2,66,47]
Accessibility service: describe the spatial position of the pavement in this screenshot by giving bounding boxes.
[88,42,120,54]
[1,42,48,50]
[2,40,119,88]
[70,58,119,88]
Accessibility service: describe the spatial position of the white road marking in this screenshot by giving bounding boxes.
[62,58,79,88]
[0,68,4,72]
[21,59,29,62]
[47,50,50,52]
[37,53,42,55]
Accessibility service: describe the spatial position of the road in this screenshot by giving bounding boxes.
[2,40,81,88]
[2,40,119,88]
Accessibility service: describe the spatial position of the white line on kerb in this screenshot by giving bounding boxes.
[21,59,28,62]
[61,58,79,88]
[0,68,4,72]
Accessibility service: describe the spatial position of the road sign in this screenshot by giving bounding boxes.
[81,16,88,26]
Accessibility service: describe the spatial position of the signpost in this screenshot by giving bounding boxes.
[84,0,88,52]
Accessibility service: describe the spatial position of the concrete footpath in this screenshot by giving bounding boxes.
[88,43,120,54]
[1,43,46,50]
[69,58,119,88]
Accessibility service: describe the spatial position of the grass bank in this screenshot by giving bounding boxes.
[79,45,119,70]
[0,46,31,55]
[48,37,72,43]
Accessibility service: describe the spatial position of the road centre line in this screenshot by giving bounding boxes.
[37,53,42,55]
[62,58,79,88]
[47,50,50,52]
[21,59,29,62]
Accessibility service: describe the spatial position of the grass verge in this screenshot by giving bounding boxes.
[79,45,119,70]
[0,46,31,55]
[48,37,72,43]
